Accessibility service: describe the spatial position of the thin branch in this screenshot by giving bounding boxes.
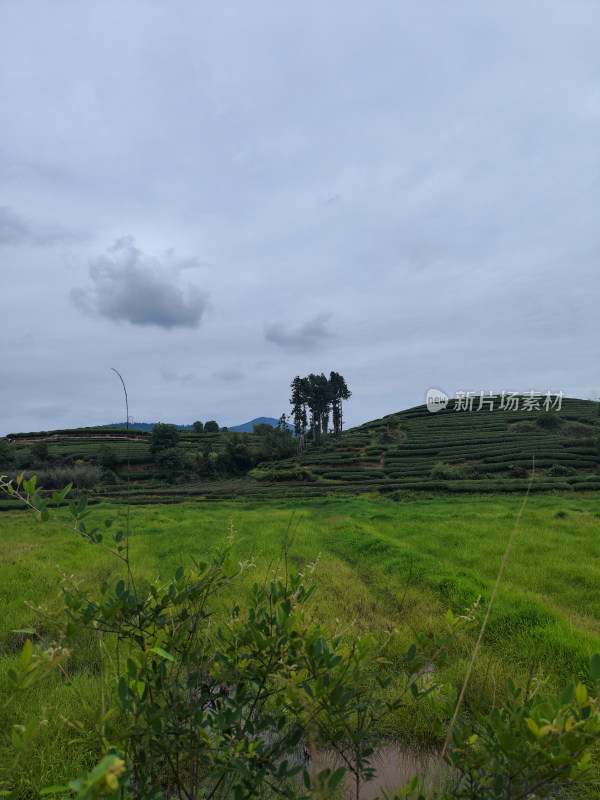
[425,458,535,800]
[111,368,137,601]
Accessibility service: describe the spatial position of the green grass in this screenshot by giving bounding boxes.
[2,493,600,678]
[2,492,600,794]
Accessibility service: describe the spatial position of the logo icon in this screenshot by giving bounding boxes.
[426,388,449,413]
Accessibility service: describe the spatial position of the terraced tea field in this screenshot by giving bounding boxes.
[2,398,599,506]
[261,396,600,495]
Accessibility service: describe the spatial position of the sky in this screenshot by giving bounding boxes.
[1,1,599,435]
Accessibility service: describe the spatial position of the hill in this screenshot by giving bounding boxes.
[257,395,600,495]
[102,417,288,433]
[103,422,194,432]
[2,397,599,504]
[228,417,292,433]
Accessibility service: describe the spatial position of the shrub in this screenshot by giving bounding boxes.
[536,411,562,431]
[12,447,33,470]
[508,463,529,478]
[430,462,458,480]
[95,444,120,472]
[548,463,577,477]
[45,463,104,489]
[155,447,187,479]
[149,422,180,455]
[31,440,50,462]
[249,467,315,482]
[0,438,12,467]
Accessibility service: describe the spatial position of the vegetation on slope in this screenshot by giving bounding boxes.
[1,397,599,503]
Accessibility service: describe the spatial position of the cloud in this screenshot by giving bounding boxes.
[264,312,333,351]
[160,367,196,383]
[0,207,30,245]
[0,207,79,246]
[72,237,209,329]
[212,368,246,382]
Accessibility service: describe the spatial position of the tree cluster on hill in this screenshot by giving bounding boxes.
[192,420,219,433]
[253,419,295,461]
[290,372,351,450]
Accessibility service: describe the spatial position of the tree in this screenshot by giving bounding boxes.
[290,372,350,447]
[204,420,219,433]
[150,422,179,455]
[253,422,295,462]
[221,433,253,475]
[290,376,309,451]
[329,371,351,437]
[156,446,186,480]
[253,422,274,437]
[192,420,204,432]
[31,440,50,462]
[96,444,119,472]
[0,438,13,466]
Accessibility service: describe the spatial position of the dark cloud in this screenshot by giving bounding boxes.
[0,207,79,246]
[264,312,332,351]
[72,237,208,329]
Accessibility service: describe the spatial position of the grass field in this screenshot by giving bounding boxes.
[2,492,600,795]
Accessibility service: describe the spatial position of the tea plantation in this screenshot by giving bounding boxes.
[1,397,599,505]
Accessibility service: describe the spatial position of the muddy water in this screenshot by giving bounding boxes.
[309,744,449,799]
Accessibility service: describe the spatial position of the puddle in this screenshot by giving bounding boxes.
[315,743,448,799]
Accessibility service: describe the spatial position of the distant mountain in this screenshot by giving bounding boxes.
[103,417,291,433]
[103,422,195,432]
[228,417,291,433]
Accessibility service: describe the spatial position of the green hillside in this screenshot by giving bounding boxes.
[2,397,599,503]
[260,396,600,495]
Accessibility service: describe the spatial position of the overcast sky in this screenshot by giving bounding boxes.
[1,1,599,435]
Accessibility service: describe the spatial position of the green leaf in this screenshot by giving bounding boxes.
[149,646,174,661]
[21,639,33,669]
[118,676,129,706]
[12,628,35,635]
[23,476,37,496]
[561,683,575,705]
[52,484,72,506]
[328,766,345,790]
[590,654,600,682]
[23,717,38,743]
[576,683,588,706]
[77,495,88,515]
[303,768,311,790]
